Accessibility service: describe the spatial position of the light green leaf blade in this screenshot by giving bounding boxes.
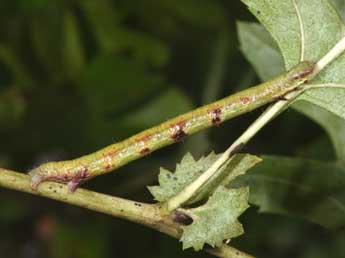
[181,186,249,251]
[237,18,345,227]
[148,152,261,204]
[241,0,345,120]
[238,20,345,161]
[237,21,284,81]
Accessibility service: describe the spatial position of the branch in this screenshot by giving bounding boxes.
[0,167,253,258]
[166,35,345,211]
[166,90,302,211]
[315,36,345,73]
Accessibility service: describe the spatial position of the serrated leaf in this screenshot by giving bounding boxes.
[234,155,345,229]
[148,152,261,204]
[237,16,345,228]
[180,186,249,251]
[238,20,345,162]
[241,0,345,121]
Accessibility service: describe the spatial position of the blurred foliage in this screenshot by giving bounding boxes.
[0,0,344,258]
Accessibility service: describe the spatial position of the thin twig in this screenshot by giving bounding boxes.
[315,36,345,73]
[0,167,253,258]
[303,83,345,90]
[166,33,345,212]
[166,90,303,211]
[292,0,305,61]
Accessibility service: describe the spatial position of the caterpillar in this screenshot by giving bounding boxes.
[29,61,315,192]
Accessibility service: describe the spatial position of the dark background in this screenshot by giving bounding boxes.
[0,1,342,257]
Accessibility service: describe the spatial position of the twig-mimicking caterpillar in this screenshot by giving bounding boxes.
[29,61,315,192]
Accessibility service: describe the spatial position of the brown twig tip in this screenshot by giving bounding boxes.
[172,210,193,225]
[292,61,315,80]
[229,143,245,158]
[139,147,151,156]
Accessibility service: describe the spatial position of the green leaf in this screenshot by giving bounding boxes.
[180,186,249,251]
[148,152,261,204]
[236,18,345,228]
[330,0,345,20]
[237,21,284,81]
[238,20,345,162]
[234,155,345,229]
[241,0,345,120]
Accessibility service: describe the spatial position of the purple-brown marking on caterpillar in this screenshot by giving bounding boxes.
[104,164,112,170]
[273,95,288,101]
[102,152,116,171]
[139,147,151,156]
[292,64,315,80]
[240,96,252,105]
[106,149,118,158]
[137,134,152,143]
[30,164,91,193]
[171,120,187,142]
[211,107,222,125]
[67,166,90,193]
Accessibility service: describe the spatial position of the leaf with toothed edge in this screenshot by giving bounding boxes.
[237,2,345,228]
[148,152,261,204]
[240,0,345,121]
[180,186,249,251]
[237,8,345,163]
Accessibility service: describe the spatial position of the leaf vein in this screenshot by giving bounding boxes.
[292,0,305,61]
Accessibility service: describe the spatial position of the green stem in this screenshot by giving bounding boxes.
[166,90,303,211]
[0,167,253,258]
[166,34,345,211]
